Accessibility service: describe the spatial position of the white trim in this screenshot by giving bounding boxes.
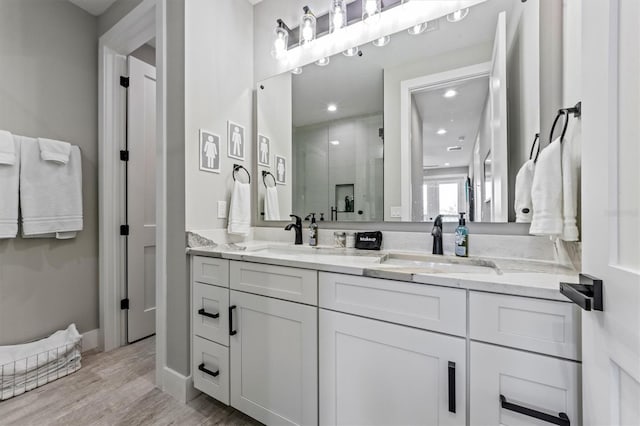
[163,367,201,403]
[98,0,167,393]
[81,329,100,352]
[399,62,492,221]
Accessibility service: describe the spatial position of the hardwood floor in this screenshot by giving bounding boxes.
[0,337,262,426]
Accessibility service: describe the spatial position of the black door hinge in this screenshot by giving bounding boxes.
[120,225,129,236]
[120,298,130,310]
[120,150,129,161]
[120,76,130,88]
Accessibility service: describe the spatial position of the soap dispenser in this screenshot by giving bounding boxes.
[454,212,469,257]
[309,213,318,247]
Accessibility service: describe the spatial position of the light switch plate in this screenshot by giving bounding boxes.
[390,206,402,218]
[217,201,227,219]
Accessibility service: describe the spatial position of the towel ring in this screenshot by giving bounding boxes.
[529,133,541,163]
[262,171,276,188]
[233,164,251,183]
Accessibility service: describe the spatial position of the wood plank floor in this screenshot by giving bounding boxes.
[0,337,262,426]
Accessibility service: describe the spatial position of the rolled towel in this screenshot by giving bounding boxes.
[38,137,71,164]
[530,139,563,236]
[264,185,281,221]
[228,180,251,236]
[0,130,15,165]
[0,135,19,238]
[514,159,535,223]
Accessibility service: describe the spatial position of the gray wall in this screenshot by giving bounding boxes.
[0,0,98,344]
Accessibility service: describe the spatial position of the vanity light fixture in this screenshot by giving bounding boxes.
[327,103,337,112]
[300,6,317,47]
[343,46,360,57]
[372,35,390,47]
[437,128,447,135]
[408,22,428,35]
[443,89,458,98]
[291,67,303,75]
[316,57,330,66]
[271,19,290,59]
[330,0,347,33]
[446,8,469,23]
[362,0,381,23]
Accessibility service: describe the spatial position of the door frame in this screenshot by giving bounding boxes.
[98,0,167,388]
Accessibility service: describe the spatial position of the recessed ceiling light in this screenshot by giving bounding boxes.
[446,8,469,23]
[443,89,457,98]
[372,35,390,47]
[444,162,450,166]
[316,57,330,66]
[437,128,447,135]
[291,67,302,75]
[327,104,337,112]
[330,140,340,145]
[447,146,463,151]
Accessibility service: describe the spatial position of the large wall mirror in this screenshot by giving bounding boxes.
[257,0,547,223]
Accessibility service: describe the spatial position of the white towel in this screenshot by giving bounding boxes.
[514,159,535,223]
[264,186,281,221]
[20,137,83,238]
[228,180,251,236]
[0,135,20,238]
[530,139,563,236]
[561,119,580,241]
[0,130,16,165]
[38,137,71,164]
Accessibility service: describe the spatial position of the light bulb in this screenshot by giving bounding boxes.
[362,0,381,23]
[365,0,377,15]
[333,8,344,28]
[330,0,347,33]
[327,104,337,112]
[302,21,313,41]
[343,46,360,57]
[271,19,289,59]
[408,22,428,35]
[446,8,469,23]
[316,57,330,66]
[300,6,316,46]
[273,35,285,54]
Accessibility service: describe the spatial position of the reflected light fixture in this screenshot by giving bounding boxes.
[437,128,447,135]
[271,19,289,59]
[300,6,317,46]
[330,0,347,33]
[291,67,303,75]
[330,140,340,145]
[362,0,381,23]
[343,46,360,57]
[446,8,469,23]
[327,104,337,112]
[443,89,457,98]
[408,22,428,35]
[444,162,451,166]
[372,35,390,47]
[316,57,330,66]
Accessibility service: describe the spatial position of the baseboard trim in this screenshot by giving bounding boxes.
[81,329,99,352]
[163,366,200,403]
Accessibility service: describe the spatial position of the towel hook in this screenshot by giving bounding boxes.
[549,110,570,144]
[233,164,251,183]
[262,170,276,188]
[529,133,541,163]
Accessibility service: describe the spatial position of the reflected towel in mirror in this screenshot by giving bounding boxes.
[514,159,535,223]
[264,186,281,221]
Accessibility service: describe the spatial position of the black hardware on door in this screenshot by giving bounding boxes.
[198,308,219,319]
[500,395,570,425]
[560,273,603,311]
[448,361,456,413]
[229,305,237,336]
[198,363,219,378]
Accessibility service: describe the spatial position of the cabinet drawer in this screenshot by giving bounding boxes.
[230,261,317,305]
[319,272,466,336]
[470,342,581,426]
[193,282,229,346]
[469,292,581,360]
[193,256,229,287]
[193,336,230,405]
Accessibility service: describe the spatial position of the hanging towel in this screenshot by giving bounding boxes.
[0,135,20,238]
[228,180,251,236]
[530,139,563,236]
[561,119,580,241]
[0,130,16,165]
[20,137,83,238]
[38,137,71,164]
[514,159,535,223]
[264,186,281,221]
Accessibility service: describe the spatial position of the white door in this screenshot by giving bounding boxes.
[319,310,466,426]
[126,56,157,343]
[489,10,508,222]
[579,1,640,424]
[229,290,318,426]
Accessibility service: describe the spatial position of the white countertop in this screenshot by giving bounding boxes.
[187,241,579,302]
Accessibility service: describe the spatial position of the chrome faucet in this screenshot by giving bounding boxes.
[431,215,444,255]
[285,214,303,245]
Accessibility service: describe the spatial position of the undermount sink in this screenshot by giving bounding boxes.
[378,253,500,274]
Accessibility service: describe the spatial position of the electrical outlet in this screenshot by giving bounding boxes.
[390,206,402,218]
[217,201,227,219]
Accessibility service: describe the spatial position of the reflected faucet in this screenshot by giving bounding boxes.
[431,215,444,255]
[285,215,303,245]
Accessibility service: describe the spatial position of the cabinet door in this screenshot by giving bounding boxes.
[193,282,229,346]
[470,341,581,426]
[319,310,466,426]
[230,291,318,426]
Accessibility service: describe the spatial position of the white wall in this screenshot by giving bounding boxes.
[0,0,98,345]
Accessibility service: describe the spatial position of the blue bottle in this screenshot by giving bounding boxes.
[454,212,469,257]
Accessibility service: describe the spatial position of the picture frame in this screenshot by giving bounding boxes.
[199,129,221,173]
[227,121,246,161]
[257,134,270,167]
[275,155,286,185]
